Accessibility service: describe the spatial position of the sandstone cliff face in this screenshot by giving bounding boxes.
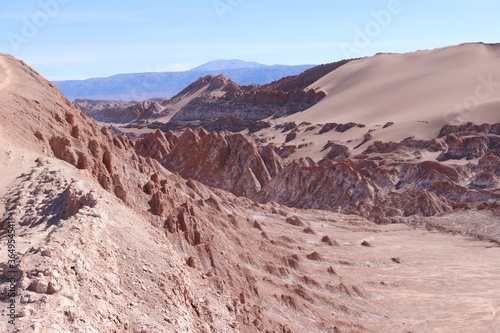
[257,160,380,213]
[132,127,288,199]
[436,122,500,160]
[144,115,271,134]
[134,129,176,164]
[162,129,283,198]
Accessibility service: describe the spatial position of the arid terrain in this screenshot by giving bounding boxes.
[0,43,499,333]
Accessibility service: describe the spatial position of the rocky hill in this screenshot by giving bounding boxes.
[0,54,357,333]
[169,75,327,122]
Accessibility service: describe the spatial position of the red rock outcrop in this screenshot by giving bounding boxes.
[438,135,500,161]
[134,129,176,163]
[320,142,351,161]
[142,115,271,134]
[257,160,380,213]
[75,98,165,123]
[162,129,284,197]
[438,122,500,137]
[141,121,499,226]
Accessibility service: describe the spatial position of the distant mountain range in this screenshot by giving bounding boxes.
[189,59,267,71]
[52,60,316,101]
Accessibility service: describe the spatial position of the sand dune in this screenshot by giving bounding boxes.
[286,43,500,143]
[244,43,500,161]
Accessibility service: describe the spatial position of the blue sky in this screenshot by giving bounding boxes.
[0,0,498,80]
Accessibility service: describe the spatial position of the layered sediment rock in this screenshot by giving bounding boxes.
[135,121,499,227]
[162,129,283,197]
[75,99,166,123]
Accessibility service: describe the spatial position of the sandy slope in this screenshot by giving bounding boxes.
[153,81,231,123]
[290,43,500,135]
[0,55,39,220]
[0,57,12,92]
[252,43,500,161]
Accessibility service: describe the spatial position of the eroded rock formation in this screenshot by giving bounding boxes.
[135,121,499,228]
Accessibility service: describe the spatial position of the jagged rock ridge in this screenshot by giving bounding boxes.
[74,98,168,123]
[136,126,499,240]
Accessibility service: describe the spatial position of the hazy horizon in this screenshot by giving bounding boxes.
[1,0,498,80]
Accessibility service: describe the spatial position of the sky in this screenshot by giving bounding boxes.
[0,0,498,80]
